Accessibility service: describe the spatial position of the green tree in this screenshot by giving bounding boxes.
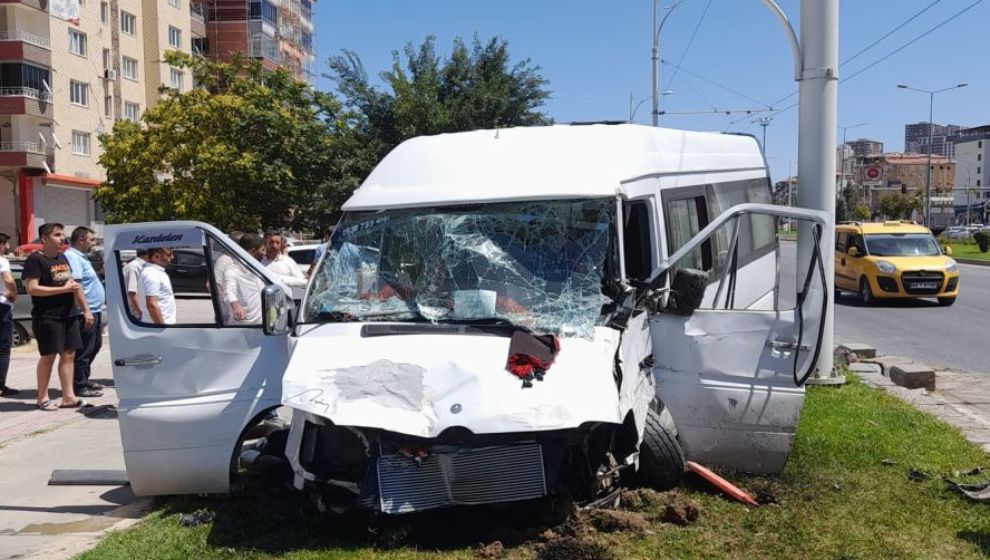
[96,52,339,231]
[315,35,553,220]
[853,204,871,221]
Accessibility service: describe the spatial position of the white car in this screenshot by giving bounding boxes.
[286,243,323,276]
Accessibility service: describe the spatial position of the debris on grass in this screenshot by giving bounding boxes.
[659,498,700,526]
[946,480,990,503]
[587,509,648,533]
[953,467,984,478]
[881,458,898,466]
[178,509,215,527]
[475,540,505,558]
[908,469,931,482]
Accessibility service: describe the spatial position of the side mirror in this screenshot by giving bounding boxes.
[262,284,293,336]
[666,268,708,316]
[944,246,953,256]
[847,246,859,257]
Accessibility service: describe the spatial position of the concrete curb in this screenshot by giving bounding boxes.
[955,257,990,267]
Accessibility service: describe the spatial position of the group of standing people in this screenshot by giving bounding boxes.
[0,224,106,410]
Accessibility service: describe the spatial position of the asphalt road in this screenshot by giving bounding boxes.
[780,241,990,374]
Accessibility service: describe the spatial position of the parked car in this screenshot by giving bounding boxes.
[943,226,970,240]
[166,248,210,293]
[7,260,33,346]
[286,243,322,275]
[835,220,959,306]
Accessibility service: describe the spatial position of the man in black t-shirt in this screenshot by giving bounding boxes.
[22,223,95,410]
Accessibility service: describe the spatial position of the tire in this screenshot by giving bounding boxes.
[636,403,685,490]
[12,322,29,347]
[938,297,956,307]
[859,277,875,306]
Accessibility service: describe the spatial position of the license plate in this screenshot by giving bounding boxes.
[910,282,939,289]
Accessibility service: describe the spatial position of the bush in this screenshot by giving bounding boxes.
[975,230,990,253]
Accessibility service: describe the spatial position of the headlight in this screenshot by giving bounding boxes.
[875,260,897,274]
[946,258,959,273]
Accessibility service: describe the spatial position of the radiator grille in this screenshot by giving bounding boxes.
[377,443,547,514]
[901,271,945,294]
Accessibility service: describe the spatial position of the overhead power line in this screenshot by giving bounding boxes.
[661,59,772,108]
[664,0,713,90]
[840,0,944,66]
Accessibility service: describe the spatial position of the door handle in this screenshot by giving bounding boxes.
[766,340,811,351]
[114,356,163,367]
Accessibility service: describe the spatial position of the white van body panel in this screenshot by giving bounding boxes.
[282,324,626,438]
[104,222,292,496]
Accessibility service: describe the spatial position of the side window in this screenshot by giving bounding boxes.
[664,195,711,272]
[836,232,849,254]
[707,179,777,275]
[852,234,867,254]
[622,199,654,281]
[113,233,267,328]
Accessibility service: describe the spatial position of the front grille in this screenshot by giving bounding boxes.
[901,271,945,294]
[377,443,547,514]
[876,276,899,293]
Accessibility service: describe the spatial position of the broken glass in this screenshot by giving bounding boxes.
[303,199,615,338]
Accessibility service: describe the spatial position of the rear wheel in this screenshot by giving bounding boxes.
[12,322,29,347]
[938,296,956,307]
[635,402,685,490]
[859,277,875,306]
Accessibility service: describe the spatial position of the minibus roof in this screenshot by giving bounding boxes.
[343,123,767,211]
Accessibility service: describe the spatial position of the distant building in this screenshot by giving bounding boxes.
[904,122,962,158]
[847,138,884,157]
[201,0,316,84]
[854,153,955,220]
[950,125,990,222]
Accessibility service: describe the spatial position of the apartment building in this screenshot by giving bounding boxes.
[202,0,315,84]
[854,153,955,216]
[1,0,196,244]
[951,125,990,221]
[904,122,962,158]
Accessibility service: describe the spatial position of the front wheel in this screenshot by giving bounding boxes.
[859,277,875,306]
[635,403,685,490]
[12,322,29,347]
[938,296,956,307]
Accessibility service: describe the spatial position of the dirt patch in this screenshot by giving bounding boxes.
[535,536,614,560]
[617,488,701,526]
[587,509,648,533]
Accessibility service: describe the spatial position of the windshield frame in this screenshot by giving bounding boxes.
[863,232,943,257]
[298,198,620,337]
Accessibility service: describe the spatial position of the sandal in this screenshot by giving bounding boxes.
[60,399,93,409]
[37,400,59,411]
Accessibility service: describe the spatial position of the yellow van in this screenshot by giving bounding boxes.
[835,221,960,306]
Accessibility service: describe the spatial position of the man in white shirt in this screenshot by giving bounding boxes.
[0,232,18,397]
[122,250,147,320]
[262,231,307,290]
[224,233,265,325]
[140,248,177,325]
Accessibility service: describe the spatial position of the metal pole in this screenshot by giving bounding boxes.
[798,0,840,385]
[925,93,934,227]
[652,0,659,127]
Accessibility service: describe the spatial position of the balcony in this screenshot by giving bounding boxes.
[0,87,53,118]
[0,0,48,11]
[0,140,46,169]
[190,2,206,38]
[0,30,51,67]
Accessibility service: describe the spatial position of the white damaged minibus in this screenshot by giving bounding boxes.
[104,123,830,514]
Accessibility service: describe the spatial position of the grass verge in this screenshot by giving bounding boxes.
[79,375,990,560]
[942,242,990,262]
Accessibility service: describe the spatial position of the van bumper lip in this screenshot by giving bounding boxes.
[868,271,959,298]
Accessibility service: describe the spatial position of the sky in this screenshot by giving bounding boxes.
[312,0,989,181]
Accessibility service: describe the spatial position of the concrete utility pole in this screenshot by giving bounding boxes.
[897,83,967,227]
[761,0,840,383]
[652,0,685,126]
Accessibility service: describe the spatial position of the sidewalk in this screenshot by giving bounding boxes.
[0,340,149,560]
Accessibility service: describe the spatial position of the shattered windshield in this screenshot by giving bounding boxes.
[303,199,615,338]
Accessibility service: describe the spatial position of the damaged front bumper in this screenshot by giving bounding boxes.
[284,411,622,515]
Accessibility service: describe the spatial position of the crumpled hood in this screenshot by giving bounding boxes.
[282,323,623,438]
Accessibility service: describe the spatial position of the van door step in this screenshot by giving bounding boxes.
[48,470,130,486]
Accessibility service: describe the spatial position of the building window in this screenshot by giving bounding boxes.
[69,80,88,106]
[979,153,983,162]
[69,30,87,57]
[121,11,137,36]
[100,1,108,23]
[169,68,184,89]
[979,167,983,175]
[124,101,140,121]
[104,95,111,118]
[122,57,138,80]
[0,63,51,92]
[192,37,208,54]
[72,131,91,155]
[169,0,180,6]
[168,26,182,48]
[980,141,984,149]
[102,48,111,70]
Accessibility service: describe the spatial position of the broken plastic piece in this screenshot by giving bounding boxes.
[685,461,759,506]
[947,480,990,503]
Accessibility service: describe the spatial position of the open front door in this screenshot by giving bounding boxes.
[104,222,292,495]
[650,203,830,474]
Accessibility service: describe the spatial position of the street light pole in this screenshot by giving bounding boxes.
[839,122,868,206]
[752,117,772,155]
[897,82,968,228]
[652,0,685,127]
